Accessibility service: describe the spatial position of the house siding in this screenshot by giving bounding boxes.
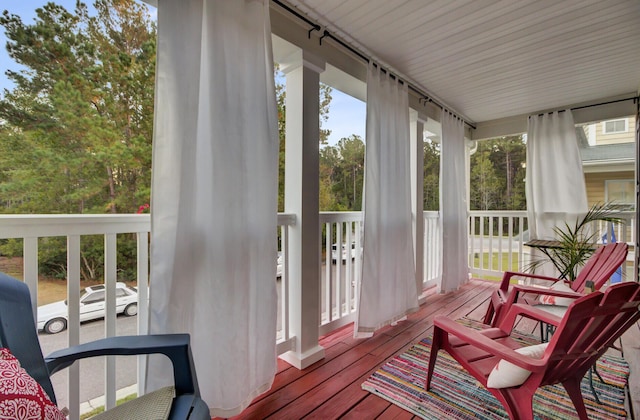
[594,116,636,145]
[585,171,634,206]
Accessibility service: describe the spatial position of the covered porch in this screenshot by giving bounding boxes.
[0,0,639,418]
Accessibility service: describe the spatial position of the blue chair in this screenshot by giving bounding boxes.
[0,272,210,419]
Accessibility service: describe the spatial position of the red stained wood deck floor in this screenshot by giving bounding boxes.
[224,278,640,420]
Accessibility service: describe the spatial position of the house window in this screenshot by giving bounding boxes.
[602,119,628,134]
[605,180,634,207]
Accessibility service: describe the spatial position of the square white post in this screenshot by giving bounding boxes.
[278,50,326,369]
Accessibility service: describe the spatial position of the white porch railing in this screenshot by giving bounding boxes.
[467,210,635,279]
[276,213,296,354]
[0,214,150,419]
[468,211,529,278]
[315,211,445,332]
[318,212,362,335]
[423,211,441,285]
[0,210,635,417]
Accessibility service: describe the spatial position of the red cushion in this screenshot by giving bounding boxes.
[0,348,66,420]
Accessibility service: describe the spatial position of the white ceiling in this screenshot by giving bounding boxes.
[282,0,640,125]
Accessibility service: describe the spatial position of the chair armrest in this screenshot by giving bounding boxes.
[499,271,559,292]
[434,317,547,372]
[45,334,199,397]
[509,285,582,308]
[499,302,564,332]
[511,284,582,299]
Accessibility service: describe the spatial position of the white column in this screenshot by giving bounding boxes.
[279,50,325,369]
[410,112,425,299]
[635,102,639,282]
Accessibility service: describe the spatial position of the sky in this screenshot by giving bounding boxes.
[323,89,366,146]
[0,1,365,146]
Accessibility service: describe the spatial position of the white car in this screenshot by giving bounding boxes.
[331,242,357,263]
[37,282,138,334]
[276,252,283,278]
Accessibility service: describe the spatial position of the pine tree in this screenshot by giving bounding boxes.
[423,139,440,210]
[0,1,156,280]
[0,0,156,214]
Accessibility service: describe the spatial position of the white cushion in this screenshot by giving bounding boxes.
[486,343,548,388]
[538,281,576,306]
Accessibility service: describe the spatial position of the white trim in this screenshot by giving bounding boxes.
[602,118,629,134]
[587,124,597,146]
[605,179,635,204]
[582,160,635,173]
[279,345,325,370]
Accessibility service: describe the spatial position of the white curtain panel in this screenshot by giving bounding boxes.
[147,0,279,417]
[526,111,587,242]
[439,110,469,292]
[355,63,418,338]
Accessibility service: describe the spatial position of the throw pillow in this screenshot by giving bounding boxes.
[538,281,577,306]
[0,348,66,420]
[486,342,548,389]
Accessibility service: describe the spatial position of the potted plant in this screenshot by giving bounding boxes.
[528,203,624,282]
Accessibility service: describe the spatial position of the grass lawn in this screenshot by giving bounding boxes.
[471,252,524,281]
[80,394,137,420]
[0,257,121,305]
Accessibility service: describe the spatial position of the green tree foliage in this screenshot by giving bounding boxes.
[319,145,340,210]
[0,1,155,280]
[423,138,440,210]
[319,135,365,211]
[276,71,286,212]
[469,136,526,210]
[470,148,502,210]
[0,0,155,214]
[488,136,526,209]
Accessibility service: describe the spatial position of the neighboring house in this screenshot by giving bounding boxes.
[580,116,636,209]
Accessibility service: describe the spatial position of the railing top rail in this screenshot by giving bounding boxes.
[468,210,528,217]
[0,214,151,238]
[468,210,635,217]
[0,213,298,240]
[277,213,296,226]
[319,211,363,223]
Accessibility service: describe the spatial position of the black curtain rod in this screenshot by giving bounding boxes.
[531,96,639,118]
[271,0,476,130]
[571,96,639,112]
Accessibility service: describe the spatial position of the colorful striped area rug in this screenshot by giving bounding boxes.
[361,318,629,419]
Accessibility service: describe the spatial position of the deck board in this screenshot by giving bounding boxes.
[338,394,391,419]
[227,279,639,420]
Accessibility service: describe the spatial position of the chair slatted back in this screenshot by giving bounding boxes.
[541,281,640,386]
[0,273,57,403]
[571,242,628,292]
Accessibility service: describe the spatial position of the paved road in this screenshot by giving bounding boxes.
[38,315,139,410]
[39,262,355,410]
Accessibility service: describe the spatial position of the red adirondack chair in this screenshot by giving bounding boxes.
[426,281,640,420]
[483,242,628,327]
